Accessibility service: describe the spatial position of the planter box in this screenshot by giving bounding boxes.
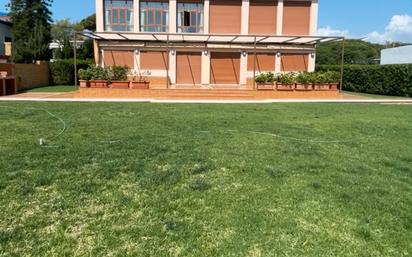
[131,81,150,89]
[89,80,109,88]
[314,84,331,91]
[257,83,275,90]
[111,81,130,89]
[276,83,295,91]
[79,80,90,88]
[295,83,313,91]
[330,83,339,91]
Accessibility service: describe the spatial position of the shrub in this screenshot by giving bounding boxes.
[277,73,296,85]
[296,72,311,84]
[266,72,276,83]
[316,64,412,97]
[254,73,268,83]
[109,66,128,81]
[89,66,109,80]
[78,68,92,81]
[49,59,93,85]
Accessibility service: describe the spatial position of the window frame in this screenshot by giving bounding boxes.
[104,0,134,32]
[140,1,169,32]
[177,2,204,33]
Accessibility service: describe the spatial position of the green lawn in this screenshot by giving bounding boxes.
[343,91,411,99]
[20,85,77,93]
[0,102,411,256]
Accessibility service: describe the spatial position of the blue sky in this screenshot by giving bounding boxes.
[0,0,411,42]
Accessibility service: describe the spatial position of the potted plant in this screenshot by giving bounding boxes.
[295,72,313,91]
[130,70,150,89]
[89,66,109,88]
[312,72,330,91]
[78,68,91,88]
[276,73,296,91]
[109,66,130,89]
[325,71,340,91]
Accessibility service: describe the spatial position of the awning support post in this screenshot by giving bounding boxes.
[339,38,345,92]
[166,34,170,89]
[253,36,257,90]
[73,32,78,88]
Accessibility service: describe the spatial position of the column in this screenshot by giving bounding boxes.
[169,0,177,33]
[275,52,281,73]
[134,0,140,32]
[204,0,210,33]
[276,0,283,35]
[169,51,177,84]
[96,0,104,32]
[309,0,318,36]
[134,50,141,73]
[201,51,210,85]
[241,0,249,35]
[308,53,316,72]
[240,52,247,85]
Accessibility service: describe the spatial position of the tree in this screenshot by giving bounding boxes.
[79,14,96,31]
[10,0,53,63]
[316,40,384,65]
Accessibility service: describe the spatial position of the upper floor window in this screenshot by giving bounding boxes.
[104,0,134,32]
[177,2,204,33]
[140,1,169,32]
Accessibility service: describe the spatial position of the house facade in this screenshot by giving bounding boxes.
[94,0,319,88]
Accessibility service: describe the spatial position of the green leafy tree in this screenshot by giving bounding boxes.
[10,0,53,63]
[79,14,96,31]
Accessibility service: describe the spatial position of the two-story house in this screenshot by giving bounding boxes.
[93,0,323,88]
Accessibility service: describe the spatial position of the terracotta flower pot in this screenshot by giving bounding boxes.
[257,83,275,90]
[89,80,109,88]
[111,81,130,89]
[131,81,150,89]
[79,80,90,88]
[276,83,295,91]
[295,83,313,91]
[314,84,331,91]
[329,83,339,91]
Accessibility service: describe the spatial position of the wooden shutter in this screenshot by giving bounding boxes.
[104,50,134,68]
[176,52,202,85]
[209,0,241,34]
[281,53,308,72]
[140,51,168,70]
[247,53,276,72]
[210,52,240,84]
[282,1,311,35]
[249,0,277,35]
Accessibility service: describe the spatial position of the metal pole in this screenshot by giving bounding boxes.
[339,38,345,92]
[166,34,170,89]
[253,36,257,90]
[73,32,78,88]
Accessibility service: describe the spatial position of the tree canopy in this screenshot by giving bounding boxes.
[316,40,384,65]
[9,0,53,63]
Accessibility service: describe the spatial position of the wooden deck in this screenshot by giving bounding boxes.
[75,88,342,100]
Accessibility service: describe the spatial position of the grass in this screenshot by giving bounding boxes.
[343,90,411,99]
[20,85,77,93]
[0,102,411,256]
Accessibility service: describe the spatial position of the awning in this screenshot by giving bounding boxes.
[78,31,343,45]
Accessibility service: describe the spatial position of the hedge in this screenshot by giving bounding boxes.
[49,59,93,85]
[316,64,412,97]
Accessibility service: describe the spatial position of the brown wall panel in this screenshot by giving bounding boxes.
[140,51,168,70]
[210,52,240,84]
[176,52,202,85]
[282,1,311,35]
[104,50,134,68]
[281,53,308,72]
[247,53,276,72]
[249,0,277,35]
[209,0,241,34]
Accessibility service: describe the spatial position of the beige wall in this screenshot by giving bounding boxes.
[0,62,49,90]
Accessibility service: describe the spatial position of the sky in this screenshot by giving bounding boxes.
[0,0,411,43]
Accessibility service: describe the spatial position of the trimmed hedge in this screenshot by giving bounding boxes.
[49,59,93,85]
[316,64,412,97]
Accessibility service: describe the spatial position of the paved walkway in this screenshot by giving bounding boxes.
[1,91,412,104]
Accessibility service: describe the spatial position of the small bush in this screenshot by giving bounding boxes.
[78,68,92,80]
[89,66,110,80]
[49,59,93,85]
[278,73,296,84]
[109,66,128,81]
